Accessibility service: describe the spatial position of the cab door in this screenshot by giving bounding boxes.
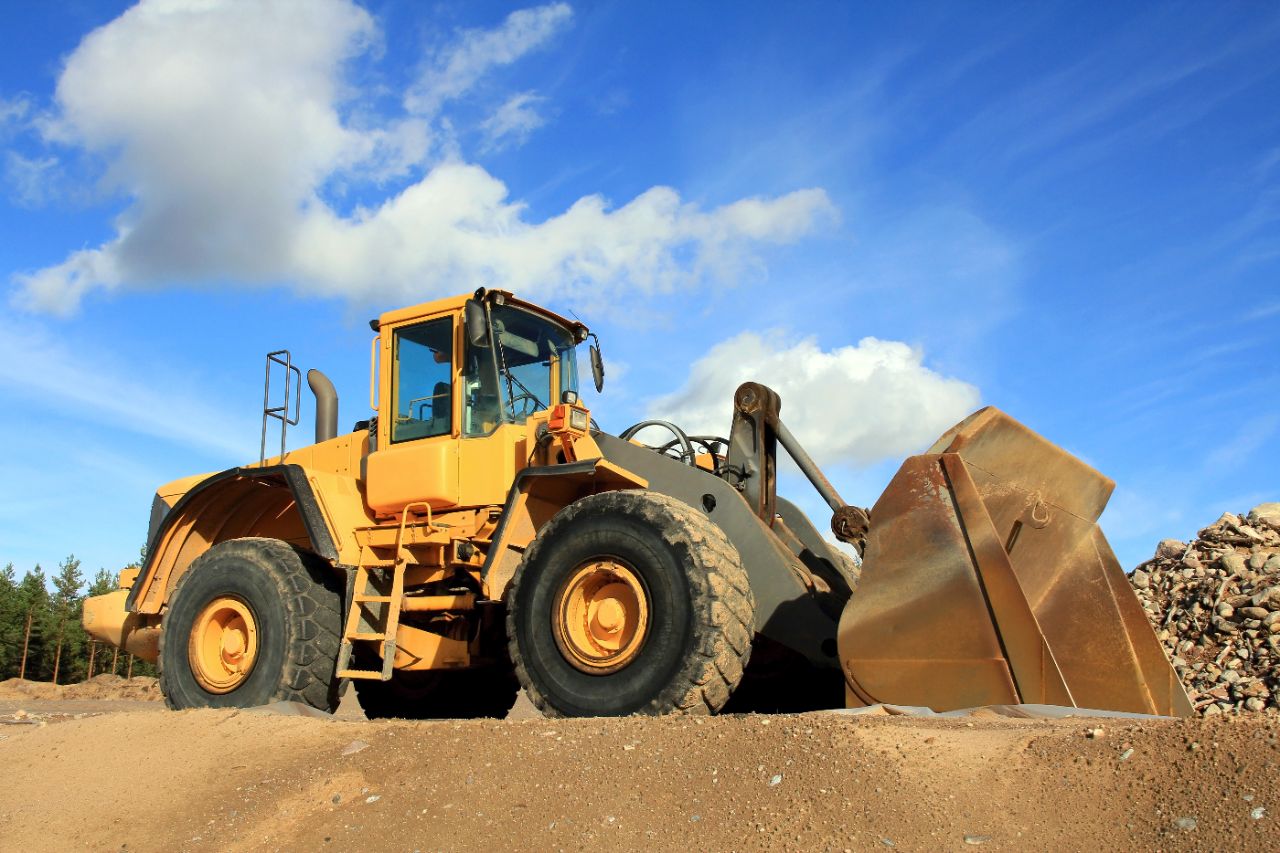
[365,315,461,515]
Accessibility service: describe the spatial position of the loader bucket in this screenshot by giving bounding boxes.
[837,407,1193,716]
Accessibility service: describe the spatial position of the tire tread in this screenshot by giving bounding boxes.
[507,490,754,717]
[158,537,342,712]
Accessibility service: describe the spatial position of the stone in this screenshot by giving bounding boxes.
[1157,539,1185,559]
[1245,697,1265,712]
[341,740,369,756]
[1131,569,1150,589]
[1233,524,1264,542]
[1240,607,1270,620]
[1242,681,1270,698]
[1246,503,1280,531]
[1265,555,1280,573]
[1172,816,1197,831]
[1221,553,1248,575]
[1249,552,1270,571]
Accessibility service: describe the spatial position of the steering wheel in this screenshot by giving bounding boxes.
[619,419,698,467]
[507,392,543,418]
[657,435,727,474]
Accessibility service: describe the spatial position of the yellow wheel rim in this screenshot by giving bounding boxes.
[188,596,259,693]
[552,559,650,674]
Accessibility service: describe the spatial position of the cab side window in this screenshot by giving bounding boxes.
[391,318,452,443]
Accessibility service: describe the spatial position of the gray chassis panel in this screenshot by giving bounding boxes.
[594,433,839,668]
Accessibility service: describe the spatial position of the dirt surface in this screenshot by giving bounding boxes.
[1,696,1276,852]
[0,674,162,702]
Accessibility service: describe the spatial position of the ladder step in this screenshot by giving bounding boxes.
[338,668,385,680]
[354,595,393,603]
[347,632,389,641]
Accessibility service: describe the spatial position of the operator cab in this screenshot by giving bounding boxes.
[365,290,592,516]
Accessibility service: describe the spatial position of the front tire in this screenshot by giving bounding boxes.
[158,537,342,711]
[507,490,754,717]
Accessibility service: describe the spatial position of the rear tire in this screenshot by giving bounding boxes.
[507,490,754,717]
[353,666,519,720]
[158,537,342,711]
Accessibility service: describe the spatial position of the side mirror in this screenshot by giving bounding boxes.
[589,341,605,393]
[464,299,490,348]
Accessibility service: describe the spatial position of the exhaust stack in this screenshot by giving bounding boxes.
[308,369,338,443]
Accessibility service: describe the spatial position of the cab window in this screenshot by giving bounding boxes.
[462,305,579,436]
[391,318,452,443]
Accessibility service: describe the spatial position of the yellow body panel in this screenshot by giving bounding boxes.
[457,423,527,508]
[82,589,161,660]
[268,429,369,479]
[366,438,460,514]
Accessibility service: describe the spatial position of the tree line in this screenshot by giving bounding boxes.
[0,555,157,683]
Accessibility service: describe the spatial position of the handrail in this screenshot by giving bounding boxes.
[260,350,301,465]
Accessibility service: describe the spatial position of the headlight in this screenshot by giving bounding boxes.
[570,408,589,431]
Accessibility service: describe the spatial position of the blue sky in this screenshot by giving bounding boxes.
[1,0,1277,578]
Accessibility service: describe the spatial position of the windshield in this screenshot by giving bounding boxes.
[462,304,579,435]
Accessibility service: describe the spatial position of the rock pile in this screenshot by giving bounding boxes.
[1130,503,1280,715]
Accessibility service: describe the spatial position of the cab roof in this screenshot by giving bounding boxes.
[374,290,588,340]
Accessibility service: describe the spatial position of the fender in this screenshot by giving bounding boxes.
[126,464,342,614]
[480,457,648,602]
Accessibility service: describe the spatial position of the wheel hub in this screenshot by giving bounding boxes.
[552,559,649,674]
[189,596,259,693]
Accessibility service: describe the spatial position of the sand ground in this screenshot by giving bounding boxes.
[0,679,1277,852]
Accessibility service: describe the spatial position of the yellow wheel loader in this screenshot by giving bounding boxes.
[82,289,1192,718]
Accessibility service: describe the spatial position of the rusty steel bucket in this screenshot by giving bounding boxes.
[837,407,1193,716]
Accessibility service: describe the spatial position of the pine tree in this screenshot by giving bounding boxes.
[0,563,19,678]
[16,566,49,680]
[47,555,85,684]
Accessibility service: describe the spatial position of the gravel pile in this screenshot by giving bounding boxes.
[1130,503,1280,715]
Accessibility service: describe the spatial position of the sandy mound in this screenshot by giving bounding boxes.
[0,675,161,702]
[0,707,1275,851]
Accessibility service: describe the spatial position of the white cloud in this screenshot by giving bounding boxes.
[0,94,31,129]
[481,91,546,150]
[1204,414,1280,471]
[648,331,980,467]
[4,151,60,207]
[0,314,252,459]
[406,3,573,115]
[290,169,834,308]
[10,0,833,316]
